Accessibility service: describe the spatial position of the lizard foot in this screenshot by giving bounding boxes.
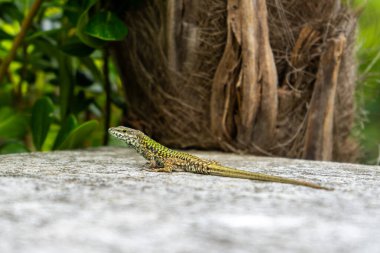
[146,167,173,173]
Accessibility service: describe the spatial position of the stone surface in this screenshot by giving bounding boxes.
[0,147,379,253]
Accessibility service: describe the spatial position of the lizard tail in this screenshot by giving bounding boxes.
[207,164,333,191]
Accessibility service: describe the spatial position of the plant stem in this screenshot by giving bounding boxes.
[0,0,43,83]
[103,47,111,145]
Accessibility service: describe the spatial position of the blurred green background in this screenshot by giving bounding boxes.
[355,0,380,164]
[0,0,379,164]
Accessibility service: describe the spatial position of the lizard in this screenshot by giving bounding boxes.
[109,126,333,190]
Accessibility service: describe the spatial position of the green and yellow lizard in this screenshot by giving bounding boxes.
[109,126,333,190]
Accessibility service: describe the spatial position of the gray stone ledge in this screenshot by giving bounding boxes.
[0,147,379,253]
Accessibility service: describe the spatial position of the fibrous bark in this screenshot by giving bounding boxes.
[210,0,278,152]
[112,0,359,162]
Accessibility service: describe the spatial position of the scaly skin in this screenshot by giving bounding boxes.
[109,126,333,190]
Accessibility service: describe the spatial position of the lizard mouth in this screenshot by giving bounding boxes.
[108,128,120,138]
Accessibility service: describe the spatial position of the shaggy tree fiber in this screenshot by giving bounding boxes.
[112,0,359,162]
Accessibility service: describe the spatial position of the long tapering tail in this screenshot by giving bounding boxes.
[207,164,333,190]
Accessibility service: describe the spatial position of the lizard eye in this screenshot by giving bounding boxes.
[122,130,127,133]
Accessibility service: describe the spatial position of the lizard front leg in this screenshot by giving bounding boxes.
[148,158,180,173]
[141,149,163,170]
[141,148,182,173]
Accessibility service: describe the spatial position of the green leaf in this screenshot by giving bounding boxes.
[31,97,54,151]
[60,36,95,57]
[53,114,78,150]
[76,8,106,48]
[58,53,74,119]
[0,107,27,139]
[57,120,98,150]
[84,11,128,41]
[0,141,28,154]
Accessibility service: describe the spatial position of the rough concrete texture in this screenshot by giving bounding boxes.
[0,147,379,253]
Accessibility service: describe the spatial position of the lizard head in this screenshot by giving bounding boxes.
[108,126,142,147]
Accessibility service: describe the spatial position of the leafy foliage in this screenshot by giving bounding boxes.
[0,0,129,153]
[57,120,98,150]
